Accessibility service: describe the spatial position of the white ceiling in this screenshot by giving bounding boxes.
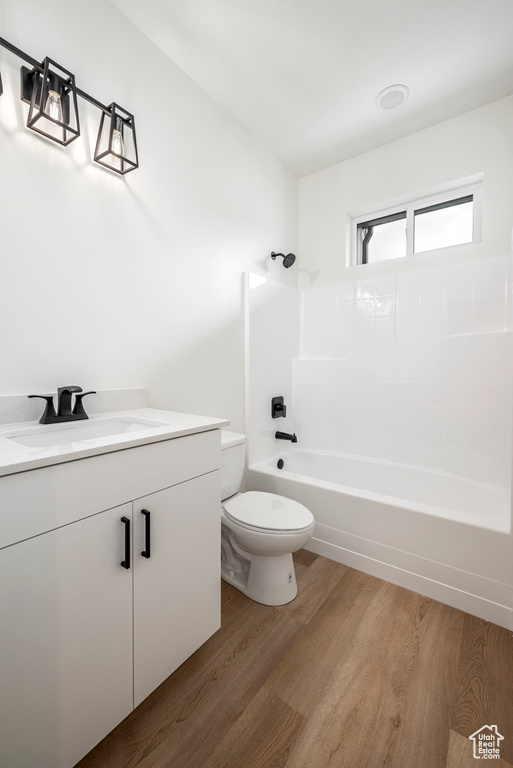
[111,0,513,177]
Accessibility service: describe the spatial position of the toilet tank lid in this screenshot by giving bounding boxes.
[220,430,246,449]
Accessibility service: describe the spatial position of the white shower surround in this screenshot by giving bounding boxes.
[297,256,513,488]
[245,261,513,629]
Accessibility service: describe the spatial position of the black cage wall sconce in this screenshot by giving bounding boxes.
[95,103,138,175]
[21,57,80,146]
[0,37,139,174]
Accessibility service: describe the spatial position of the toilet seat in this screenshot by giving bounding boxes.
[224,491,314,532]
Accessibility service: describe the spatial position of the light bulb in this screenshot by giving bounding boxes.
[45,89,63,123]
[111,128,124,157]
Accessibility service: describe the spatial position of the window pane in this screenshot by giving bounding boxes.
[414,199,473,253]
[363,218,407,264]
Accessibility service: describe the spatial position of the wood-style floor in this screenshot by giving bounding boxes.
[76,551,513,768]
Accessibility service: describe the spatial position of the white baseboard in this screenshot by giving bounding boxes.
[306,529,513,631]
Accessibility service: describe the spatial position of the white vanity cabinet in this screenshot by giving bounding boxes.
[133,470,220,706]
[0,427,222,768]
[0,502,135,768]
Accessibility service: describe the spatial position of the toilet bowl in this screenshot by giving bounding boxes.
[220,431,314,606]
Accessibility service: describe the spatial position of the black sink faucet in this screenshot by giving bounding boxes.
[28,386,96,424]
[57,385,83,417]
[275,431,297,443]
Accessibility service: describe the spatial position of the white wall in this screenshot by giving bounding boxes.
[246,273,299,465]
[0,0,298,432]
[299,95,513,288]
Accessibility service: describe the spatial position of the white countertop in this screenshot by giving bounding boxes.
[0,408,230,477]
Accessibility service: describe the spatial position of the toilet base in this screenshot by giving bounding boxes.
[221,527,298,605]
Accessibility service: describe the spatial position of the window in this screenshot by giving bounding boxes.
[357,211,407,264]
[414,195,473,253]
[351,179,482,266]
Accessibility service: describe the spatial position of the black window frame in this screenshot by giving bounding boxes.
[351,182,481,267]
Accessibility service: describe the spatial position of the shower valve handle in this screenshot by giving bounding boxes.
[271,396,287,418]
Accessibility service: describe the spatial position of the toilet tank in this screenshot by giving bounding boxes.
[220,430,245,501]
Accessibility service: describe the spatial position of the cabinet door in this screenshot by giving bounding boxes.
[0,504,134,768]
[133,470,221,706]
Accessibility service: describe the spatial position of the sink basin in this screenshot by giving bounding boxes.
[5,417,168,448]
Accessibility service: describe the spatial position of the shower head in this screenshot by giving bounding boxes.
[271,251,296,269]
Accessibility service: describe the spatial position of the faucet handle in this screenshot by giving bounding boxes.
[73,391,96,418]
[28,394,57,424]
[271,396,287,419]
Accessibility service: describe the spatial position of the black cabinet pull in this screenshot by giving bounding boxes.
[141,509,151,559]
[121,516,131,569]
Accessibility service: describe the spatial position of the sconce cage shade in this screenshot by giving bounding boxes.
[94,103,138,175]
[23,57,80,146]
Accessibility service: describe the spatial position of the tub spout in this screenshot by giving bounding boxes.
[275,431,297,443]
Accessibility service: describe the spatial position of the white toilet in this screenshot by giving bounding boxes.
[220,430,315,606]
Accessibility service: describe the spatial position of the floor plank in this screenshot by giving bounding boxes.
[451,614,513,764]
[204,687,307,768]
[293,549,319,568]
[284,584,464,768]
[446,729,513,768]
[265,568,387,717]
[277,553,347,625]
[75,554,511,768]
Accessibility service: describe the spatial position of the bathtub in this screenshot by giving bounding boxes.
[249,450,509,531]
[245,449,512,629]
